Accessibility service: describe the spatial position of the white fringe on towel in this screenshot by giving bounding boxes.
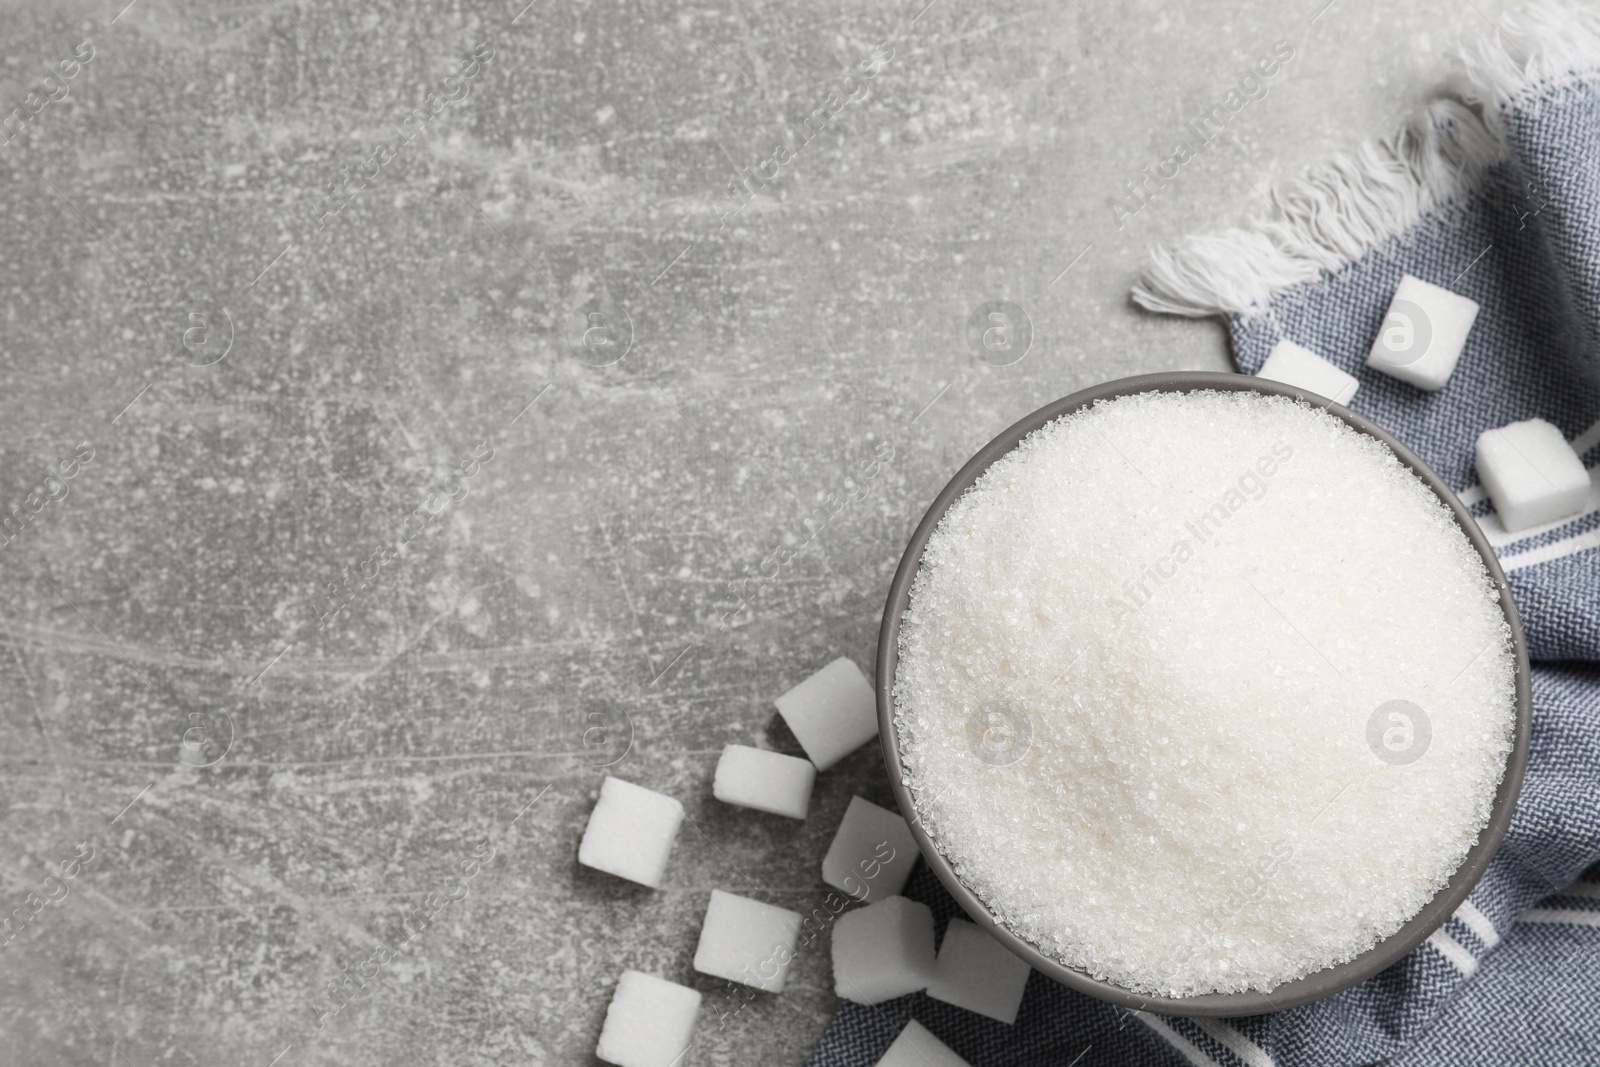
[1457,2,1600,125]
[1131,2,1600,320]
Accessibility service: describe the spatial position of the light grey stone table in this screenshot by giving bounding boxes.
[0,0,1514,1062]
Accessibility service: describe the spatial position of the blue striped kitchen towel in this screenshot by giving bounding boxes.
[808,4,1600,1065]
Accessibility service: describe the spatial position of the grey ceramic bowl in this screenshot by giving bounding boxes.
[876,371,1531,1017]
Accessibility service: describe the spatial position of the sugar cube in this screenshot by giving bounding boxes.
[832,895,937,1004]
[1366,273,1479,391]
[713,744,816,820]
[596,970,701,1067]
[926,919,1031,1025]
[1475,418,1592,532]
[578,776,684,889]
[822,796,918,901]
[693,889,804,993]
[1257,339,1359,406]
[876,1020,970,1067]
[774,657,879,771]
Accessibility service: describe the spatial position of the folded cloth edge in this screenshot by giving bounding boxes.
[1130,1,1600,320]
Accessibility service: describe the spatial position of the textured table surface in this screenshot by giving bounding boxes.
[0,0,1516,1062]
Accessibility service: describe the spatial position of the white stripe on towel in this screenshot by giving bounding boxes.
[1572,418,1600,458]
[1195,1019,1276,1067]
[1522,908,1600,929]
[1135,1012,1223,1067]
[1427,928,1479,976]
[1455,899,1500,949]
[1500,525,1600,572]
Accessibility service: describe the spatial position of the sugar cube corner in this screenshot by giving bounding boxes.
[1258,339,1359,406]
[874,1020,970,1067]
[926,919,1031,1025]
[1475,417,1591,532]
[1366,273,1479,391]
[713,744,816,820]
[693,889,804,993]
[832,894,937,1005]
[596,970,701,1067]
[774,657,879,771]
[821,796,918,901]
[578,776,684,889]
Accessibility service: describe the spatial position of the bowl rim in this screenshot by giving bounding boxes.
[874,371,1532,1018]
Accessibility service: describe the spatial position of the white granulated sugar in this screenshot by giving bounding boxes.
[894,390,1516,997]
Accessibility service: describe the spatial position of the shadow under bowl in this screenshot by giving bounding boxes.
[875,371,1532,1017]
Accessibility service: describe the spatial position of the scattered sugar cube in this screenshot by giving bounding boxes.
[832,895,937,1004]
[713,744,816,820]
[774,657,879,771]
[821,796,918,901]
[926,919,1031,1025]
[693,889,804,992]
[1365,273,1480,391]
[876,1020,970,1067]
[596,970,701,1067]
[1475,418,1592,532]
[578,776,684,889]
[1257,339,1359,405]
